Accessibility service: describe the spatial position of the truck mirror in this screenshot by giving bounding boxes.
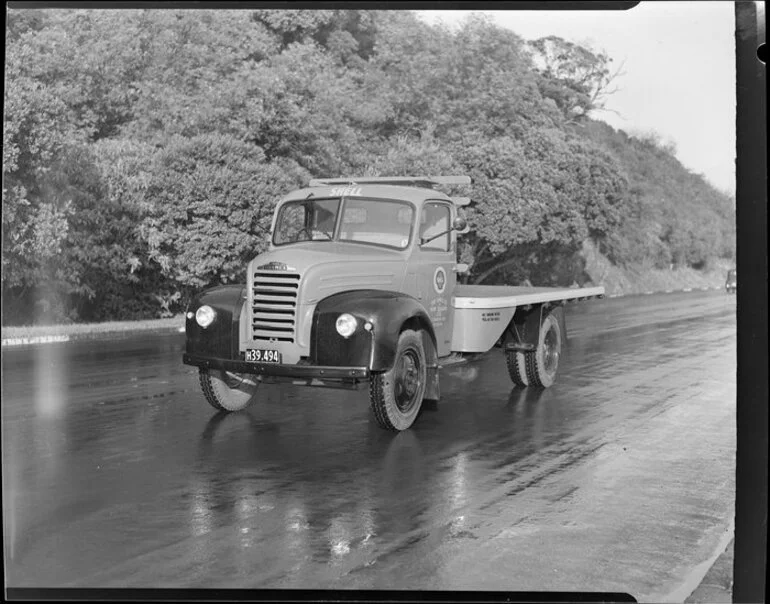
[420,216,469,247]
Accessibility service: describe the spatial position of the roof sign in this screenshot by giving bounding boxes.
[309,176,471,189]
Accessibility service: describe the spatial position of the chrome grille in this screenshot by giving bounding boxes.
[252,272,300,343]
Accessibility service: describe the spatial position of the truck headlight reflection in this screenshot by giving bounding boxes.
[335,313,358,338]
[195,305,216,328]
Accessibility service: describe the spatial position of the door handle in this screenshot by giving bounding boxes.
[453,263,469,274]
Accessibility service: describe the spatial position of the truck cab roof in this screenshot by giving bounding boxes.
[281,184,453,206]
[280,176,472,207]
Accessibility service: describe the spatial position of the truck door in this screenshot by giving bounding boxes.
[407,201,456,357]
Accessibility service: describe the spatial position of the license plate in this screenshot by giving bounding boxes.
[245,349,282,363]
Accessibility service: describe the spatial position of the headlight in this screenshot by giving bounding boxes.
[335,313,358,338]
[195,305,216,328]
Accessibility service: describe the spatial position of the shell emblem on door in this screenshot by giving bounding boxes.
[433,266,447,294]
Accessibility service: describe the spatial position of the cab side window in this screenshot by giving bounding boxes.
[420,203,451,252]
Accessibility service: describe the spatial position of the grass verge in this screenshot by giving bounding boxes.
[2,315,185,341]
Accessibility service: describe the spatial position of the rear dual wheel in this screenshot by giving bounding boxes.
[525,313,562,387]
[505,349,529,386]
[505,311,563,388]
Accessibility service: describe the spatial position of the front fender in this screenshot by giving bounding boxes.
[185,285,246,360]
[311,290,436,372]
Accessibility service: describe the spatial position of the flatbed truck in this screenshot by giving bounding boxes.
[183,176,604,430]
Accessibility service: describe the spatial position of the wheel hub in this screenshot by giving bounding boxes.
[395,349,421,412]
[543,327,560,373]
[224,371,245,388]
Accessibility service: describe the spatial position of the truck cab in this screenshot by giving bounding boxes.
[183,176,603,431]
[237,177,469,366]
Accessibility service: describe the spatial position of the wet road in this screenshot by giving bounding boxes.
[2,291,736,600]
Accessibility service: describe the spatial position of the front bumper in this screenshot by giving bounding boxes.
[183,353,369,380]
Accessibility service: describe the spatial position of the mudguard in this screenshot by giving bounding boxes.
[311,290,438,373]
[504,304,567,349]
[185,285,246,360]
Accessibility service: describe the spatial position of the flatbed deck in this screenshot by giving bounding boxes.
[453,285,605,309]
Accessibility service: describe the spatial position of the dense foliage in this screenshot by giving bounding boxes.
[578,121,735,271]
[3,9,734,324]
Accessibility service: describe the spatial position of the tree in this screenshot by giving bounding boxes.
[121,9,279,142]
[3,29,79,318]
[72,138,167,320]
[236,40,377,175]
[251,8,381,62]
[360,122,459,177]
[138,134,309,292]
[369,14,556,141]
[527,35,623,120]
[452,128,627,285]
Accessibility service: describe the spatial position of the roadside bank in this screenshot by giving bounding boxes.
[581,240,734,297]
[1,315,185,347]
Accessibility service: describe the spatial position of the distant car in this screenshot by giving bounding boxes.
[725,269,737,293]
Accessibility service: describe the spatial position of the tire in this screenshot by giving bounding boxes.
[199,369,259,412]
[369,329,427,431]
[524,312,562,388]
[504,349,529,386]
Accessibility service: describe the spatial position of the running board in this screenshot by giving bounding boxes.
[504,342,536,352]
[437,352,485,369]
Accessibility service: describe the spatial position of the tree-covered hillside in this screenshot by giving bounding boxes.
[578,121,735,271]
[2,9,735,324]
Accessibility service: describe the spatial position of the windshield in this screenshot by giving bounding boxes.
[273,198,339,245]
[273,197,414,250]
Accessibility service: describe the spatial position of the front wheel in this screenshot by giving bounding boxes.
[524,312,562,388]
[369,330,427,431]
[199,369,260,412]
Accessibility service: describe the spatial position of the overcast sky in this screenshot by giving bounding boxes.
[417,2,736,195]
